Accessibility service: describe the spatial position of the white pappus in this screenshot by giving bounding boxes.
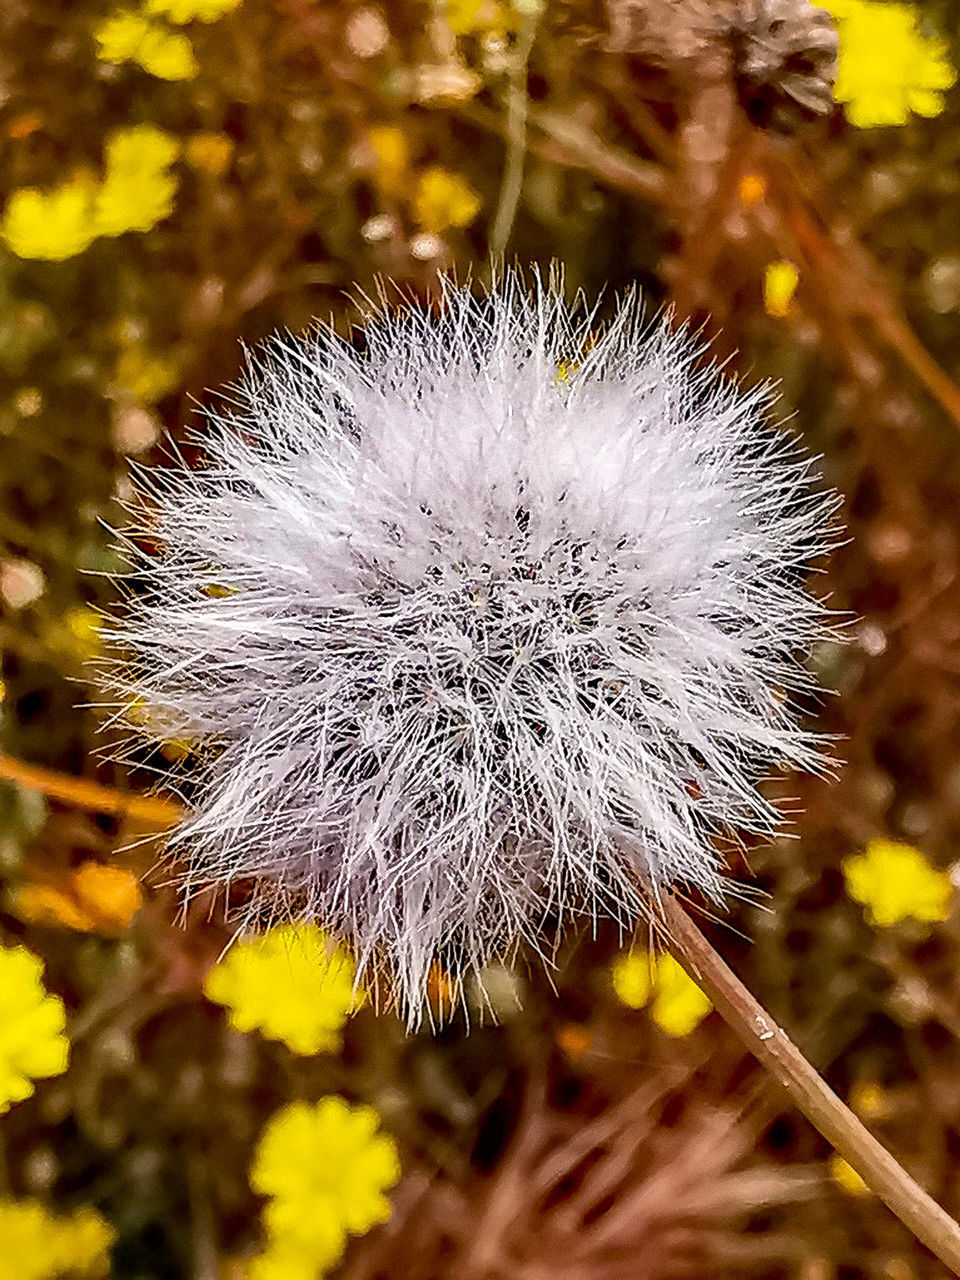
[105,270,838,1021]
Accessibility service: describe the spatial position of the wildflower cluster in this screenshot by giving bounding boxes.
[204,924,363,1054]
[0,944,69,1113]
[94,0,241,81]
[109,271,837,1019]
[248,1098,400,1278]
[0,1199,114,1280]
[1,125,179,261]
[823,0,956,128]
[611,949,713,1037]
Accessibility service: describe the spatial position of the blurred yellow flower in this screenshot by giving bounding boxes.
[94,11,198,80]
[412,166,481,233]
[823,0,956,128]
[113,345,181,403]
[611,949,712,1037]
[95,124,180,237]
[763,260,799,318]
[446,0,517,37]
[842,838,952,927]
[16,864,143,934]
[368,125,410,197]
[0,178,98,261]
[203,923,363,1054]
[0,1199,115,1280]
[1,125,180,261]
[145,0,242,21]
[828,1154,871,1196]
[251,1097,400,1269]
[0,945,69,1113]
[185,131,235,178]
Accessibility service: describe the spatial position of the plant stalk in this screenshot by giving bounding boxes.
[662,894,960,1275]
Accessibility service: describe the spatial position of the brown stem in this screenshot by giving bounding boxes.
[0,752,182,827]
[661,894,960,1275]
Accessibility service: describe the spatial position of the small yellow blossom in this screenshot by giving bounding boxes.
[611,949,712,1037]
[17,864,142,934]
[738,172,766,206]
[368,125,411,197]
[763,260,799,318]
[843,838,952,927]
[0,945,69,1113]
[0,1199,115,1280]
[412,166,481,233]
[1,178,98,261]
[113,345,181,404]
[849,1079,891,1121]
[446,0,517,37]
[823,0,956,128]
[94,124,180,237]
[95,11,198,80]
[185,131,235,178]
[251,1098,400,1255]
[829,1154,871,1196]
[203,924,363,1054]
[145,0,242,22]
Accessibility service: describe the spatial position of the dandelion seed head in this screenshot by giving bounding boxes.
[105,269,838,1021]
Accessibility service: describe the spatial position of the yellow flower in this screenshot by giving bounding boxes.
[0,1199,115,1280]
[446,0,517,37]
[368,125,411,197]
[16,864,142,935]
[823,0,956,128]
[0,945,69,1113]
[94,124,180,237]
[828,1154,871,1197]
[145,0,242,21]
[1,178,98,261]
[763,260,799,318]
[203,924,363,1054]
[251,1097,400,1253]
[611,949,712,1037]
[94,11,198,80]
[185,131,235,178]
[412,167,481,233]
[842,838,952,927]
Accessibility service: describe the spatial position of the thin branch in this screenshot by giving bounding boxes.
[488,4,542,261]
[0,752,182,827]
[662,894,960,1275]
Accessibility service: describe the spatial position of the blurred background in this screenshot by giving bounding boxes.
[3,0,960,1276]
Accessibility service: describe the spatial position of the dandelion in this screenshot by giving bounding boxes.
[107,270,836,1020]
[0,944,69,1113]
[203,923,363,1054]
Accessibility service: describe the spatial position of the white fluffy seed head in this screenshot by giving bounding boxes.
[104,270,838,1023]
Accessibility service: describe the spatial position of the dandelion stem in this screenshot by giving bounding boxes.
[663,894,960,1274]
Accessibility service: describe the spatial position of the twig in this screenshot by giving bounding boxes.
[0,752,182,826]
[662,894,960,1275]
[488,3,543,261]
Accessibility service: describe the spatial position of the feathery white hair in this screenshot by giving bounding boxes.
[107,270,837,1019]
